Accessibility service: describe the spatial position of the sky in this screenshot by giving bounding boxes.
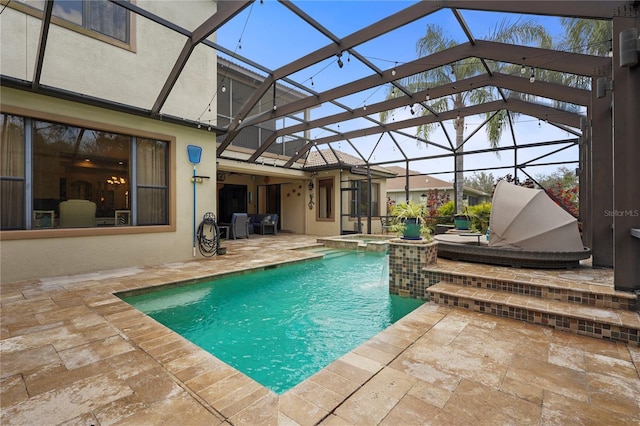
[214,0,582,183]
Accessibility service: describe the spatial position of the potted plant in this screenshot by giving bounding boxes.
[453,207,473,230]
[389,200,432,240]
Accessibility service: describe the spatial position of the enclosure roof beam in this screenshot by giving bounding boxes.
[239,41,605,131]
[151,0,254,114]
[248,71,588,163]
[283,98,580,167]
[219,0,449,153]
[31,1,54,91]
[449,0,635,19]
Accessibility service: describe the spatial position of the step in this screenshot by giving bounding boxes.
[321,249,352,260]
[428,282,640,346]
[424,267,637,312]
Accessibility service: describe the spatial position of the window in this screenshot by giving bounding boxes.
[0,113,169,231]
[9,0,131,45]
[349,180,380,217]
[317,178,334,220]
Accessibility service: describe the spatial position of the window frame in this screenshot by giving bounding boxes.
[4,0,136,52]
[0,105,175,241]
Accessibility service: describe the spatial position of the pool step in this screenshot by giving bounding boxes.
[321,249,351,260]
[428,281,640,346]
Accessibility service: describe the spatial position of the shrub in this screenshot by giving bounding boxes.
[468,202,491,233]
[436,200,455,224]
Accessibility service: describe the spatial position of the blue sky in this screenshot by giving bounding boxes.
[215,1,577,183]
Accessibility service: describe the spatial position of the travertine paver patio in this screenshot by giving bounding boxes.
[1,234,639,425]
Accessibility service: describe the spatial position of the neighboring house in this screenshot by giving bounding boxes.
[385,166,489,210]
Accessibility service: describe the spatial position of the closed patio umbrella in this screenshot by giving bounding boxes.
[489,180,584,251]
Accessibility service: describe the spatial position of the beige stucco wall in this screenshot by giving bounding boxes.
[0,88,218,283]
[0,2,222,283]
[0,1,217,122]
[303,170,389,236]
[214,171,307,234]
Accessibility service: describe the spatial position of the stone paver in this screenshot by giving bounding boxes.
[1,234,638,425]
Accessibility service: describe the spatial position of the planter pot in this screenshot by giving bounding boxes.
[402,218,422,240]
[454,216,472,230]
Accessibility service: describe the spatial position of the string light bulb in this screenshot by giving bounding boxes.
[337,53,344,68]
[520,64,526,74]
[529,68,536,83]
[221,84,226,93]
[391,62,397,76]
[426,93,430,101]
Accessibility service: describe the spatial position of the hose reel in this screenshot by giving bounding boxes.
[196,212,220,257]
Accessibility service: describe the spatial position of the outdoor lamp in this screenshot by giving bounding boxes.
[308,180,314,191]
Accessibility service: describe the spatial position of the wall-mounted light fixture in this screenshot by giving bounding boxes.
[596,77,613,98]
[308,180,314,191]
[619,27,639,67]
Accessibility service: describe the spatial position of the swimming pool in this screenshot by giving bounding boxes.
[121,250,423,394]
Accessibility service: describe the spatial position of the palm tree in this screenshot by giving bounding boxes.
[382,18,551,213]
[560,18,612,56]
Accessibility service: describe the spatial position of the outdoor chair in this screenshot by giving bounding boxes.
[226,213,250,239]
[256,214,278,235]
[380,216,394,234]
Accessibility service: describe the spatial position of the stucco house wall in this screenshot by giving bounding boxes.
[0,2,220,283]
[1,89,219,283]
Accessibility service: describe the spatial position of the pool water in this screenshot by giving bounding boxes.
[121,251,423,394]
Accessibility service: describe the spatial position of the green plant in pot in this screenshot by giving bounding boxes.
[453,207,474,230]
[389,200,432,240]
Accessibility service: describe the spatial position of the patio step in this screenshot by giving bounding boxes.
[428,282,640,346]
[423,267,637,312]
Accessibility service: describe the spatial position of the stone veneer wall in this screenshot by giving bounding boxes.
[388,239,438,299]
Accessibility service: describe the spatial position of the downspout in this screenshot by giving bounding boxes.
[367,164,372,234]
[404,160,410,202]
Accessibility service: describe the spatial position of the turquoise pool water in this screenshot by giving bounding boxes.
[121,251,423,394]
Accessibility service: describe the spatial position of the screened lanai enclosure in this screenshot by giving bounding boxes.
[1,0,638,291]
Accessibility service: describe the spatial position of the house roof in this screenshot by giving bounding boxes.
[305,149,396,177]
[386,167,454,192]
[386,166,488,197]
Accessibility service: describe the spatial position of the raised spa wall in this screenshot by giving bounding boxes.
[316,235,390,253]
[389,239,438,299]
[316,235,438,300]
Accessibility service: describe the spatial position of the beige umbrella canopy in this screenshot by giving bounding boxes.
[489,180,584,251]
